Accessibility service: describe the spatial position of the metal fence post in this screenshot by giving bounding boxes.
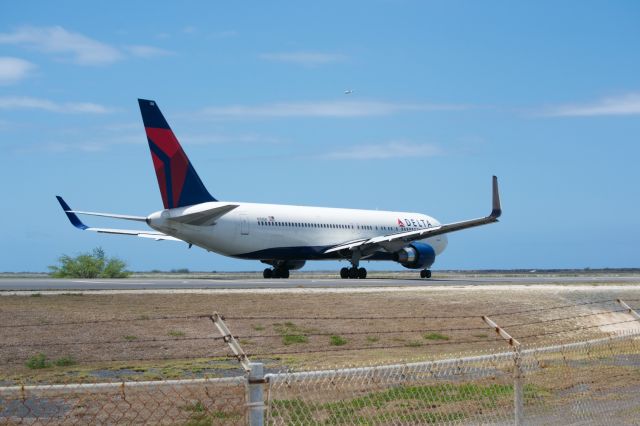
[247,362,265,426]
[482,315,523,426]
[513,348,524,426]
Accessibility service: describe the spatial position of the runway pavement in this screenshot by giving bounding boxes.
[0,275,639,291]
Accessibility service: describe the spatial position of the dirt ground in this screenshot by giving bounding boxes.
[1,284,639,385]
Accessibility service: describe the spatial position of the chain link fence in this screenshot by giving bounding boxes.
[266,331,640,425]
[1,333,639,424]
[0,376,246,425]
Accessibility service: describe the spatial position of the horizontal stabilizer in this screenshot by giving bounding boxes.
[56,196,181,242]
[66,210,147,222]
[167,204,239,226]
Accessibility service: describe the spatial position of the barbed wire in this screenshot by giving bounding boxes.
[517,318,640,340]
[2,298,637,329]
[503,307,630,328]
[245,337,505,357]
[3,318,637,367]
[223,298,637,321]
[0,314,211,329]
[0,335,226,349]
[233,308,633,340]
[2,307,635,350]
[2,352,237,368]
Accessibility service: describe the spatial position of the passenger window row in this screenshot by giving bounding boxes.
[256,221,425,232]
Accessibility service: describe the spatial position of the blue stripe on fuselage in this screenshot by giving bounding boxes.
[233,245,397,262]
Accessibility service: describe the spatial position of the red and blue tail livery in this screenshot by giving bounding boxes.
[138,99,216,209]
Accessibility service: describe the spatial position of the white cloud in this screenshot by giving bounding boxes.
[0,96,113,114]
[324,141,443,160]
[202,100,466,119]
[0,26,123,65]
[125,45,174,58]
[542,93,640,117]
[0,57,35,85]
[260,51,347,66]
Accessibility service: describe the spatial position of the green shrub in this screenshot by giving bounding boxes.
[48,247,130,278]
[26,353,51,369]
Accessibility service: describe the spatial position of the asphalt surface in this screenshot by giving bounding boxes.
[0,275,639,291]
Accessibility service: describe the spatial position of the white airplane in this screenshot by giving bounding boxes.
[57,99,502,279]
[344,89,353,95]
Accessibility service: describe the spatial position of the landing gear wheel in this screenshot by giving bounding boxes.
[280,269,290,279]
[263,268,273,279]
[358,267,367,279]
[420,269,432,279]
[340,267,349,279]
[348,267,359,279]
[272,268,281,279]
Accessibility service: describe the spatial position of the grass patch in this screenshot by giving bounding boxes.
[168,330,185,337]
[407,340,424,347]
[329,335,348,346]
[30,293,42,297]
[283,334,308,345]
[25,353,51,369]
[366,336,380,343]
[53,356,76,367]
[123,335,138,341]
[274,322,309,346]
[270,383,527,423]
[423,332,449,341]
[182,400,240,425]
[473,333,489,338]
[252,324,265,331]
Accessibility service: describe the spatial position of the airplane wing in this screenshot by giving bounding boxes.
[56,196,182,242]
[324,176,502,256]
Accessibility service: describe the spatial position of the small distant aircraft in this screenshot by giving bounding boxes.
[57,99,502,280]
[344,89,353,95]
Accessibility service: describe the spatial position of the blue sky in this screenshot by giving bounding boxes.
[1,1,639,272]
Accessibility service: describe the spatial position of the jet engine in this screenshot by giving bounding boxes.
[395,243,436,269]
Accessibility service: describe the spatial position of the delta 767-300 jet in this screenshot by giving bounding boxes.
[57,99,502,279]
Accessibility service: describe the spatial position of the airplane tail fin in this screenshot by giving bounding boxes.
[138,99,216,209]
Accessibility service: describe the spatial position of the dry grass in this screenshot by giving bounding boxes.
[1,285,639,384]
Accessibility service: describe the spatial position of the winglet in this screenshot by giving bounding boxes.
[491,176,502,219]
[56,196,88,230]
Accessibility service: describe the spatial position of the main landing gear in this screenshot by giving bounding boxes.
[420,269,432,279]
[263,268,290,279]
[340,251,367,279]
[340,267,367,279]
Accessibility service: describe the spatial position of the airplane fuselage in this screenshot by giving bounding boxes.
[147,202,448,262]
